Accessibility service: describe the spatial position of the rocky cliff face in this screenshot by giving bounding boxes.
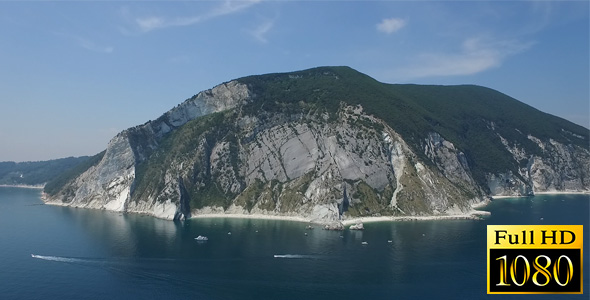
[44,67,590,222]
[486,133,590,196]
[44,81,251,218]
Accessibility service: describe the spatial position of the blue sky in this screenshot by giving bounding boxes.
[0,0,588,162]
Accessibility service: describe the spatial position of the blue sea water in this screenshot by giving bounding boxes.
[0,187,587,299]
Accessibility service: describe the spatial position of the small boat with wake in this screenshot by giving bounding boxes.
[195,235,208,241]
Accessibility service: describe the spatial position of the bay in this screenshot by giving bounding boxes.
[0,187,587,299]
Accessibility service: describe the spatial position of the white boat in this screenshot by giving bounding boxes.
[195,235,208,241]
[361,241,368,245]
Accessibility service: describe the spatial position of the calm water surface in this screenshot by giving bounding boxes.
[0,187,588,299]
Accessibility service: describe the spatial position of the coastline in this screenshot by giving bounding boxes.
[491,195,529,199]
[0,184,44,189]
[341,210,490,226]
[491,191,590,199]
[534,191,589,195]
[190,213,311,223]
[189,208,492,226]
[31,189,589,225]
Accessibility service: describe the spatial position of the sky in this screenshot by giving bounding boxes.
[0,0,588,162]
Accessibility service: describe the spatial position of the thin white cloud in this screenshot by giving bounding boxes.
[248,20,273,43]
[135,0,262,32]
[376,17,406,34]
[54,32,114,54]
[135,17,166,32]
[398,37,533,79]
[77,38,114,54]
[209,0,262,19]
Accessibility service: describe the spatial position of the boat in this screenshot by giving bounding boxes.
[361,241,368,245]
[195,235,208,241]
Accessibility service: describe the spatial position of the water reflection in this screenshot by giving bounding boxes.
[31,193,588,299]
[57,208,180,257]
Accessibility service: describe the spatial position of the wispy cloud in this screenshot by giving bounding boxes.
[135,17,166,32]
[209,0,262,19]
[397,37,533,79]
[248,20,273,43]
[376,17,406,34]
[77,37,114,54]
[134,0,262,32]
[54,32,114,54]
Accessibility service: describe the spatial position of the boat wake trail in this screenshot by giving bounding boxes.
[30,254,199,286]
[31,254,90,263]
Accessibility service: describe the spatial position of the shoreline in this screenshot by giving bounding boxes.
[0,184,44,189]
[188,209,492,226]
[491,191,590,199]
[534,191,589,195]
[491,195,529,199]
[28,188,588,225]
[190,213,311,223]
[341,210,491,226]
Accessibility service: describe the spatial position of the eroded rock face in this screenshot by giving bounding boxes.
[149,81,250,138]
[528,139,590,192]
[45,133,136,212]
[485,134,590,197]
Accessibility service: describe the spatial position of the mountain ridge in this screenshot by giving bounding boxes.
[42,66,590,222]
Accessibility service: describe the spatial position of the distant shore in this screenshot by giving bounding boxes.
[0,184,44,189]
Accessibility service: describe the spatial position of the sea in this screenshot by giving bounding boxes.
[0,186,587,299]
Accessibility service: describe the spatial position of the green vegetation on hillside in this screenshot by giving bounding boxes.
[133,111,240,209]
[0,156,91,187]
